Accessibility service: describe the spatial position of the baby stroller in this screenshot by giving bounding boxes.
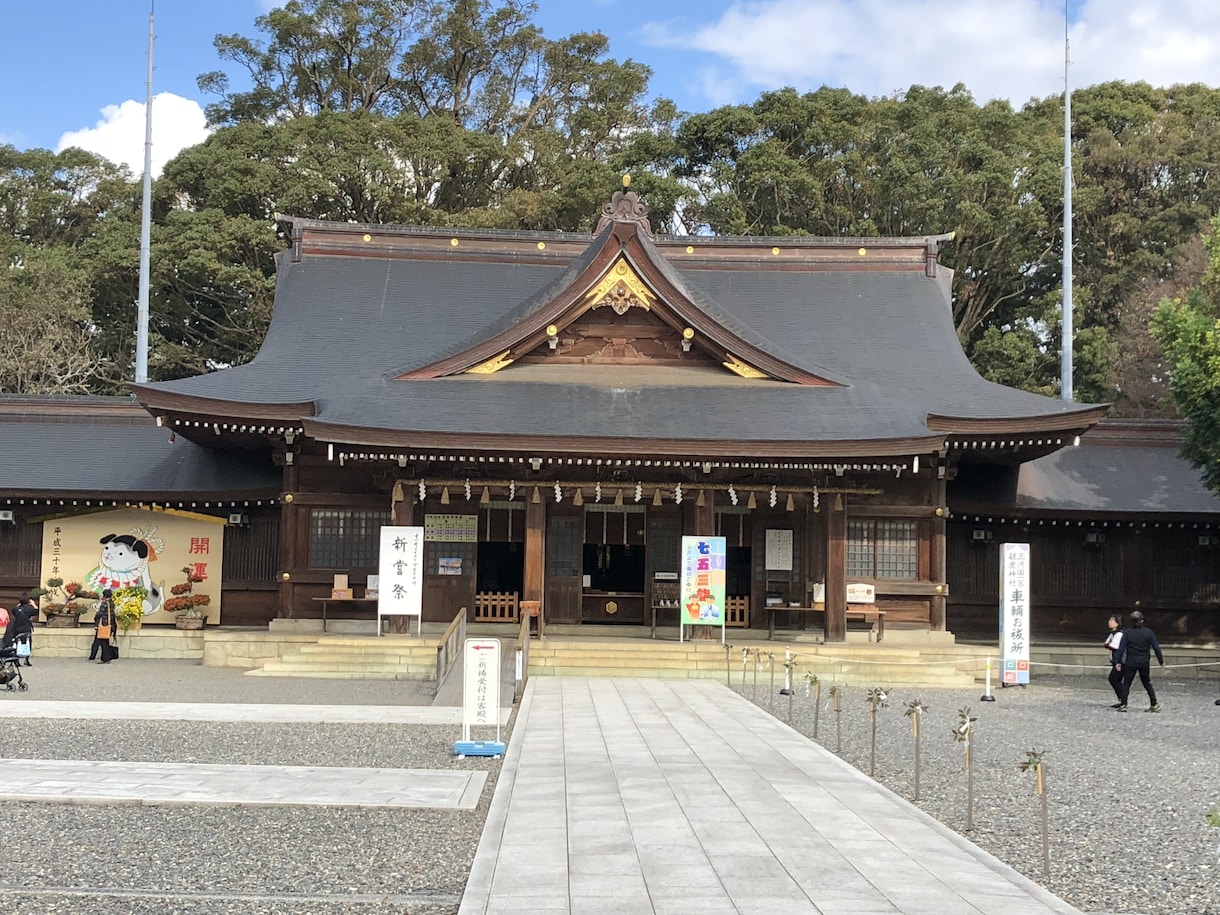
[0,635,29,692]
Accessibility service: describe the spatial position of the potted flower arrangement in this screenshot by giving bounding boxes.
[164,566,211,630]
[113,585,148,633]
[30,578,96,627]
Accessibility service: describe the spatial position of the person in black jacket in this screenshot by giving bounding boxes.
[1103,614,1126,708]
[2,596,36,666]
[1117,610,1164,712]
[89,590,116,663]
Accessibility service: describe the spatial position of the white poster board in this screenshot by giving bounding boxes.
[378,526,423,635]
[463,638,501,742]
[765,529,793,571]
[999,542,1031,685]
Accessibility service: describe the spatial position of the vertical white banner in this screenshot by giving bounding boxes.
[463,638,501,741]
[999,542,1031,685]
[378,526,423,618]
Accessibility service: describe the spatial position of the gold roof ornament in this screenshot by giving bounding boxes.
[467,350,514,375]
[723,355,769,379]
[584,257,657,314]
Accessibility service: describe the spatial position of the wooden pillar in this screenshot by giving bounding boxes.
[694,488,715,536]
[930,488,947,630]
[524,496,545,604]
[278,463,299,619]
[825,494,846,642]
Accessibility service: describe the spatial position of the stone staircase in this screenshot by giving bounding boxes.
[240,630,1000,688]
[245,635,438,680]
[528,638,988,688]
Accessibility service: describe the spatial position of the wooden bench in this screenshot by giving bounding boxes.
[311,596,379,632]
[767,605,885,642]
[846,607,886,643]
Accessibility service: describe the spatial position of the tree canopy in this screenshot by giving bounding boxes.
[1150,217,1220,491]
[4,1,1220,408]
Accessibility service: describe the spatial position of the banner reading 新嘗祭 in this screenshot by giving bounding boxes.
[999,542,1031,685]
[680,535,726,626]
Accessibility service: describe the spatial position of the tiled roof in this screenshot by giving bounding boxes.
[0,397,280,496]
[137,220,1102,448]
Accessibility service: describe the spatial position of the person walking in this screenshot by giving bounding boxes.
[2,595,36,666]
[1118,610,1164,712]
[1103,613,1126,708]
[90,590,116,663]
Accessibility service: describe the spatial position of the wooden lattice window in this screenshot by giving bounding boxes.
[308,510,391,569]
[848,520,917,580]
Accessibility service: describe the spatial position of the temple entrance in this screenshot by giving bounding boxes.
[581,504,647,623]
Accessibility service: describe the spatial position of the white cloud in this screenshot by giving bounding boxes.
[55,92,210,177]
[646,0,1220,106]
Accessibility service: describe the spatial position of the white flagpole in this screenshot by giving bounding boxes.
[135,3,155,384]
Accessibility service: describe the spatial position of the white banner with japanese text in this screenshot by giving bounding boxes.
[378,526,423,617]
[999,542,1031,685]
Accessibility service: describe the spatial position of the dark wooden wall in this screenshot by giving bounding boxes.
[947,522,1220,643]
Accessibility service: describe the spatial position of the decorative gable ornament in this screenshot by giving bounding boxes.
[585,258,656,314]
[596,188,652,238]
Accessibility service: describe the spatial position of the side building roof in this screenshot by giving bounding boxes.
[0,396,281,501]
[950,421,1220,518]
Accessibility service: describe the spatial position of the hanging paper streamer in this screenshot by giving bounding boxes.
[554,482,562,502]
[813,486,819,509]
[595,482,602,503]
[728,484,738,506]
[675,483,683,505]
[634,482,643,503]
[417,482,427,501]
[464,479,472,501]
[769,485,777,508]
[509,481,516,502]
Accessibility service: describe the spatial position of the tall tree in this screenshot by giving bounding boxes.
[1150,218,1220,491]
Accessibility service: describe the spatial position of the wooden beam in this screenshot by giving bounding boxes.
[524,497,545,603]
[825,496,846,642]
[279,464,299,620]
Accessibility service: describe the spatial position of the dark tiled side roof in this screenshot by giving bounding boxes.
[950,426,1220,515]
[0,402,280,495]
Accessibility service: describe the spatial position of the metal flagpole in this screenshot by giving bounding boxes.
[1060,2,1074,402]
[135,3,155,384]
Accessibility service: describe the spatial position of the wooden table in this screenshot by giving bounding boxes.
[311,597,379,632]
[767,605,886,642]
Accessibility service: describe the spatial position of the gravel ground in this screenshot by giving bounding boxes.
[734,673,1220,915]
[0,658,507,915]
[3,659,1218,914]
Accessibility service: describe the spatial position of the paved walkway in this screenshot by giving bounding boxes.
[1,700,512,725]
[0,700,504,811]
[0,758,485,809]
[460,678,1081,915]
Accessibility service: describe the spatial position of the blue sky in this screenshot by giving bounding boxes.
[2,0,1218,175]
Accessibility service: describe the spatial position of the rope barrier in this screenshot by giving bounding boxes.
[781,654,1220,672]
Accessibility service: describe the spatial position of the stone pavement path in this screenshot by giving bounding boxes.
[3,699,511,724]
[0,699,507,810]
[460,677,1083,915]
[0,757,485,809]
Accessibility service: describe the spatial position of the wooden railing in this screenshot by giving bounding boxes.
[726,596,750,627]
[475,591,519,623]
[514,612,530,703]
[435,607,467,682]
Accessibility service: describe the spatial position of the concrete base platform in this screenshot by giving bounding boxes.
[460,678,1082,915]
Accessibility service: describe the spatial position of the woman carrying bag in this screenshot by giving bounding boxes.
[90,590,117,663]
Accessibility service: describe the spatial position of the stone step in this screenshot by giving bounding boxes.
[246,667,429,681]
[295,644,436,659]
[253,658,434,679]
